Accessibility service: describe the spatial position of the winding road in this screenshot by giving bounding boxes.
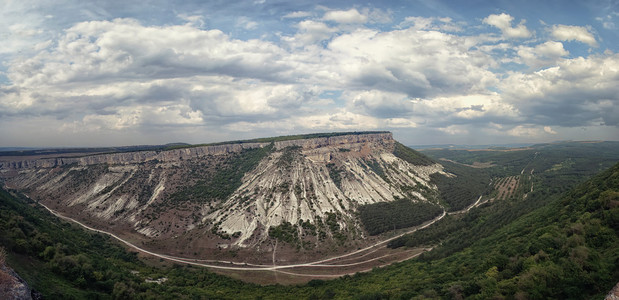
[36,199,446,273]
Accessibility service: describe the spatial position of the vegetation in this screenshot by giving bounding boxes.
[364,159,389,183]
[430,161,493,211]
[358,199,443,235]
[268,222,298,244]
[393,141,435,166]
[169,144,272,202]
[1,141,618,299]
[326,163,344,190]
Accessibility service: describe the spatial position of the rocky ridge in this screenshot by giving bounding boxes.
[1,132,449,260]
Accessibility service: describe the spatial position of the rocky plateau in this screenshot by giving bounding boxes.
[0,132,451,263]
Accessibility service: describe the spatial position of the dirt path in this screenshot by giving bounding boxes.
[35,198,445,273]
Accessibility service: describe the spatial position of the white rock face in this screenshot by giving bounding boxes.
[2,133,447,249]
[210,136,447,247]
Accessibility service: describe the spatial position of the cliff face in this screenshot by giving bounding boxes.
[0,142,267,170]
[0,133,392,170]
[1,132,448,260]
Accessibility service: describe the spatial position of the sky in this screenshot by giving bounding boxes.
[1,0,618,147]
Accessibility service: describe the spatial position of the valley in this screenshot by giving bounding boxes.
[1,135,618,298]
[0,132,453,268]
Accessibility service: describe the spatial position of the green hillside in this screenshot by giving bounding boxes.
[1,145,618,299]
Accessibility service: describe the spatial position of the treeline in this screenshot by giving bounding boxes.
[358,199,443,235]
[392,142,435,166]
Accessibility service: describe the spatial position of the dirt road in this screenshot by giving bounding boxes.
[37,199,445,274]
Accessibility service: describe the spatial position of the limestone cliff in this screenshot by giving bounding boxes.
[1,132,448,258]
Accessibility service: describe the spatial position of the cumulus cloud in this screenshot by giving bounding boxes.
[283,11,312,19]
[323,9,368,24]
[483,13,532,39]
[1,4,617,147]
[517,41,569,68]
[325,27,497,98]
[282,20,336,47]
[499,53,619,127]
[544,126,557,134]
[550,24,598,47]
[7,19,290,88]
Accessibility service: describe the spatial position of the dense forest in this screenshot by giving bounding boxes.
[1,142,618,299]
[358,199,443,235]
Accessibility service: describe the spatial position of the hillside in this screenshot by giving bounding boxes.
[0,158,617,298]
[0,132,448,264]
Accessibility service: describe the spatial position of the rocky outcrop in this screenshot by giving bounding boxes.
[272,132,393,150]
[0,142,267,170]
[2,132,450,260]
[607,282,619,300]
[0,261,32,300]
[0,133,394,170]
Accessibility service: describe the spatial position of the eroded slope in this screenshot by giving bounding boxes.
[1,132,448,262]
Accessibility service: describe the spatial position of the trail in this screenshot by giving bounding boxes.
[35,199,445,272]
[448,194,484,215]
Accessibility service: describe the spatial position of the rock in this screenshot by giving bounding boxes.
[0,264,32,300]
[0,132,447,260]
[606,282,619,300]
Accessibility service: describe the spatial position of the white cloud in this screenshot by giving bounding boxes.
[543,126,557,134]
[439,125,469,135]
[517,41,569,68]
[325,27,497,97]
[483,13,532,39]
[507,125,543,137]
[177,14,204,27]
[500,53,619,127]
[399,16,462,31]
[236,16,259,30]
[345,90,414,117]
[1,4,617,147]
[283,11,312,19]
[550,24,598,47]
[283,20,336,47]
[596,14,616,30]
[323,9,368,24]
[7,19,289,88]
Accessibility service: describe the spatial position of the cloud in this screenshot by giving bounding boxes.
[398,16,462,31]
[7,19,290,88]
[283,11,312,19]
[325,27,497,98]
[282,20,336,47]
[543,126,557,134]
[550,24,598,47]
[1,4,617,147]
[499,53,619,127]
[517,41,568,68]
[345,90,414,118]
[483,13,532,39]
[507,125,545,137]
[236,17,259,30]
[439,125,469,135]
[596,13,617,30]
[323,9,368,24]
